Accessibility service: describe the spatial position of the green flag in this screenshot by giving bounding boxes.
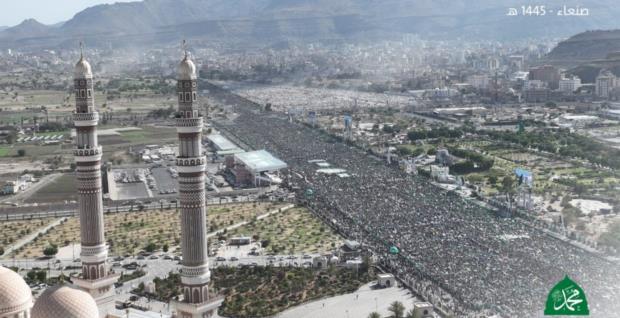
[389,246,399,255]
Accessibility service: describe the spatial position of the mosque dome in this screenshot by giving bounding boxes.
[31,285,99,318]
[0,266,33,316]
[74,57,93,79]
[178,53,197,80]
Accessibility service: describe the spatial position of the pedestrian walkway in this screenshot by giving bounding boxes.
[1,217,66,258]
[206,203,294,238]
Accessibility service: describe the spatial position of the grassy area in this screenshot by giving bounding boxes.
[4,143,67,159]
[0,147,9,157]
[24,173,76,204]
[132,266,373,318]
[35,130,69,137]
[216,266,372,318]
[0,218,56,255]
[222,207,343,254]
[119,130,148,142]
[598,219,620,251]
[13,202,286,258]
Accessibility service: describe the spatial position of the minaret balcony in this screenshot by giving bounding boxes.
[74,145,103,162]
[73,112,99,127]
[176,156,206,173]
[171,295,225,316]
[176,117,203,133]
[73,272,121,290]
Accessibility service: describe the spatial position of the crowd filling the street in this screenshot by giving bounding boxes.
[210,85,620,318]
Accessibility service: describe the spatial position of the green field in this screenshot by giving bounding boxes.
[35,130,69,137]
[223,207,342,254]
[0,147,9,157]
[119,130,148,142]
[24,173,76,204]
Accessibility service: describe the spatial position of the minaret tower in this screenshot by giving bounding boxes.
[71,43,119,316]
[171,42,222,318]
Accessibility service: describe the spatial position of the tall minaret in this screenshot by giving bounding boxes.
[71,44,119,316]
[171,43,222,318]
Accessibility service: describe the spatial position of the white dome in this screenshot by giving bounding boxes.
[74,57,92,79]
[32,286,99,318]
[0,266,33,316]
[178,54,197,80]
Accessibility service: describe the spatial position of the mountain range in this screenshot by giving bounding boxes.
[2,0,620,49]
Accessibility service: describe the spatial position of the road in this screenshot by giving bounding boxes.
[0,195,291,221]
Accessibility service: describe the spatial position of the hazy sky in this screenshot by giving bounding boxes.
[0,0,136,26]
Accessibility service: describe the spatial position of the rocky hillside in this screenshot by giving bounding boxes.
[2,0,620,49]
[547,30,620,65]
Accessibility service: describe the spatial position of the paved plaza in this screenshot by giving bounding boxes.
[277,283,422,318]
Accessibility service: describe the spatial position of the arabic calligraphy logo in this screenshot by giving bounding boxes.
[544,276,589,316]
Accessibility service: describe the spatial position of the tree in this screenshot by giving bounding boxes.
[17,149,26,157]
[0,246,3,256]
[368,313,382,318]
[6,131,17,144]
[43,244,58,257]
[501,175,516,210]
[388,301,405,318]
[36,270,47,282]
[261,239,271,248]
[145,242,158,253]
[162,244,169,253]
[26,270,37,281]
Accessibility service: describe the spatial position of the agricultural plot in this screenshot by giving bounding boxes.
[216,266,372,318]
[223,207,343,254]
[13,202,286,258]
[24,173,77,204]
[0,218,56,255]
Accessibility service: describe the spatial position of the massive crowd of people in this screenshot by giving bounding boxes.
[206,83,620,318]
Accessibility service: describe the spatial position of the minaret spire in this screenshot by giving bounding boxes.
[182,39,188,59]
[171,43,222,318]
[70,48,120,317]
[79,41,84,60]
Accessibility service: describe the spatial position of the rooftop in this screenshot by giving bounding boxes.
[234,150,287,173]
[207,134,241,151]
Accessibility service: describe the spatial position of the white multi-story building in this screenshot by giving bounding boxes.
[596,71,617,99]
[467,74,490,89]
[559,76,581,93]
[523,79,546,90]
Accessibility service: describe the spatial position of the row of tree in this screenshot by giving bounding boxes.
[367,301,419,318]
[407,127,463,141]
